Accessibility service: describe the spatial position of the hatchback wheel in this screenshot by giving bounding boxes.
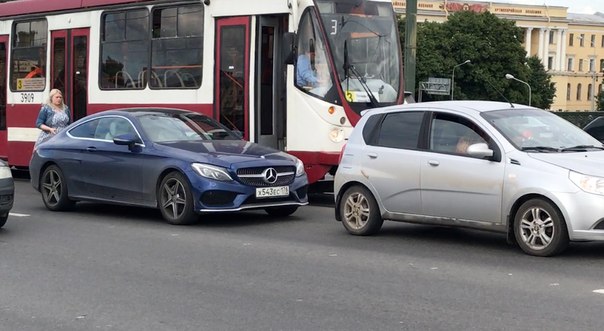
[514,199,569,257]
[0,214,7,228]
[339,185,383,235]
[265,205,298,217]
[41,165,74,211]
[158,172,197,225]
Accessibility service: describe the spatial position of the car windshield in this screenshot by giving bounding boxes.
[482,108,603,151]
[138,112,239,143]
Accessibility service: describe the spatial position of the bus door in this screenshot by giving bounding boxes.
[0,36,7,159]
[50,28,89,122]
[256,16,287,150]
[214,17,250,140]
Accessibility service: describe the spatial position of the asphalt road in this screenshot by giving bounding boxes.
[2,179,604,331]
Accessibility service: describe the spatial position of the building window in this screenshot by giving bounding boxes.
[566,83,571,100]
[549,30,555,44]
[601,35,604,48]
[569,33,574,46]
[579,59,584,72]
[547,56,554,70]
[590,58,595,72]
[588,84,593,100]
[567,57,573,71]
[577,83,582,100]
[580,34,585,47]
[591,34,596,47]
[600,59,604,72]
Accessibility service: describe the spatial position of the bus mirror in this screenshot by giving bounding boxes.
[283,32,295,65]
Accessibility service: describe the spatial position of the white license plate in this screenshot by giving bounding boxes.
[256,186,289,198]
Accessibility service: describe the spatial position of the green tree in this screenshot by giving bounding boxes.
[401,11,556,108]
[597,91,604,111]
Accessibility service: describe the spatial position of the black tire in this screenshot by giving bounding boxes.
[265,205,299,217]
[40,165,75,211]
[158,172,197,225]
[339,185,383,235]
[513,198,569,257]
[0,214,7,228]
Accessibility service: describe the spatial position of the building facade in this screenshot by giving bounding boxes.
[394,0,604,111]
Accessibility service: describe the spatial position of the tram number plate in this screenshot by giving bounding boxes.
[256,186,289,198]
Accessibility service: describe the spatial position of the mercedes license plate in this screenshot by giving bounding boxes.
[256,186,289,198]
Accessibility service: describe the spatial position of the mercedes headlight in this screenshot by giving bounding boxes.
[294,157,305,177]
[192,163,233,181]
[569,171,604,195]
[0,165,12,179]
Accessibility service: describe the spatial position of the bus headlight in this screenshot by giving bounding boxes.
[329,127,344,143]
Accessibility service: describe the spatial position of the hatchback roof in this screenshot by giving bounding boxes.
[362,100,533,116]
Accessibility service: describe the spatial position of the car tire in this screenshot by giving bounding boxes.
[339,185,383,235]
[0,214,7,228]
[513,198,569,257]
[264,205,299,217]
[158,172,197,225]
[41,165,75,211]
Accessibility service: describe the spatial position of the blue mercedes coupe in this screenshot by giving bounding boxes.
[30,108,308,225]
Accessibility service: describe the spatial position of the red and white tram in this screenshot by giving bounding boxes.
[0,0,404,184]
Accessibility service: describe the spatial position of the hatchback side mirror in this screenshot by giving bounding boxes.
[467,143,494,159]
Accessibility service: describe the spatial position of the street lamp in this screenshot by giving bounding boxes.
[505,73,532,106]
[451,60,471,100]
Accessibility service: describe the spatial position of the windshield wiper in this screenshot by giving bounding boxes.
[561,145,604,152]
[520,146,560,152]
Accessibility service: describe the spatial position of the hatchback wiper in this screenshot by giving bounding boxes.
[561,145,604,152]
[520,146,560,152]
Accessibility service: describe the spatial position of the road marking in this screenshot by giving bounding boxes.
[9,212,30,217]
[593,289,604,294]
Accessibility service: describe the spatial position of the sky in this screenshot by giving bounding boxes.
[496,0,604,14]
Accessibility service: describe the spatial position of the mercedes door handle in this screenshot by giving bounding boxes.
[428,160,440,166]
[86,147,97,152]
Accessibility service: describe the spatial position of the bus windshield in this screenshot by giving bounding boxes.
[315,0,401,106]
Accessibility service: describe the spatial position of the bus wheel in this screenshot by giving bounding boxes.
[158,172,197,225]
[41,165,75,211]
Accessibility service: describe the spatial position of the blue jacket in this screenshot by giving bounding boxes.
[35,104,71,128]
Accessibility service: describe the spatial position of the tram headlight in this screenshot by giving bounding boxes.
[329,127,344,143]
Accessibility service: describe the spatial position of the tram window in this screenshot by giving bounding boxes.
[10,19,47,92]
[100,9,149,90]
[295,10,334,99]
[150,4,203,89]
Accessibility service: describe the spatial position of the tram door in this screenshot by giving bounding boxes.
[215,17,250,140]
[0,36,7,158]
[50,28,89,122]
[256,16,286,150]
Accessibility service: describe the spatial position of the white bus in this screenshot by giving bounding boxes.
[0,0,404,185]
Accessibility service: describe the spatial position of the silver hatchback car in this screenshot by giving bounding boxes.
[335,101,604,256]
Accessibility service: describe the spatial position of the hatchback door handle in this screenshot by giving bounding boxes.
[428,160,440,166]
[367,152,378,159]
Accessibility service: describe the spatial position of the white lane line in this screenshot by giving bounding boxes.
[593,289,604,294]
[9,212,30,217]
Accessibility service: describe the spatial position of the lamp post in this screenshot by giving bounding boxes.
[505,73,532,106]
[451,60,471,100]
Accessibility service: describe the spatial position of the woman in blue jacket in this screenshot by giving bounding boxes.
[34,89,71,149]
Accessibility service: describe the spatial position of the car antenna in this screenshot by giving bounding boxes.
[480,72,514,108]
[490,77,514,108]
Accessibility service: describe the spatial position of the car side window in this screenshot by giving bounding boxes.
[68,119,99,139]
[375,111,423,149]
[430,114,487,156]
[103,117,137,141]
